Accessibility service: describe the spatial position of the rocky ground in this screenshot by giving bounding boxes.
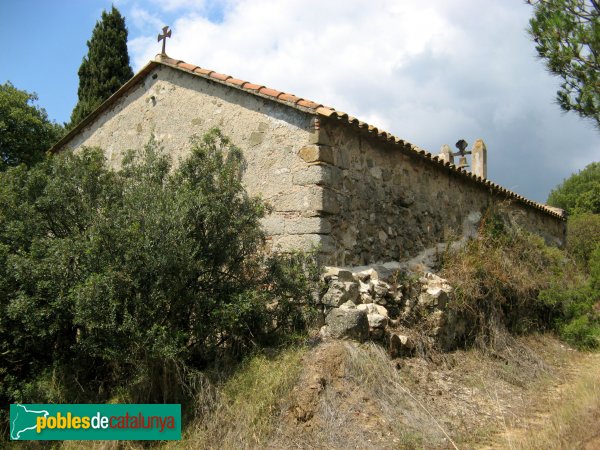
[270,335,597,449]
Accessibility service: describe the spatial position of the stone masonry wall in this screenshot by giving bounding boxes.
[56,65,331,253]
[312,121,565,266]
[57,65,565,266]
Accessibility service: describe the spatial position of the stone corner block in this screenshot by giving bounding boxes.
[308,129,331,146]
[298,145,334,165]
[285,217,332,235]
[292,165,341,187]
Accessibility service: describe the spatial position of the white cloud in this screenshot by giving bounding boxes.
[148,0,206,12]
[125,0,599,201]
[129,5,164,31]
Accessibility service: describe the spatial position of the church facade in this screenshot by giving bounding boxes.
[50,54,566,266]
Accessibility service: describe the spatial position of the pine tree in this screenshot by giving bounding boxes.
[70,6,133,127]
[528,0,600,129]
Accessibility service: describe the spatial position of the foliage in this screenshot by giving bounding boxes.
[566,212,600,267]
[547,161,600,215]
[0,82,63,170]
[528,0,600,128]
[590,246,600,289]
[178,347,306,448]
[442,206,599,349]
[539,283,599,349]
[70,6,133,127]
[0,129,319,412]
[547,161,600,274]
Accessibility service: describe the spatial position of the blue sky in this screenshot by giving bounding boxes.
[1,0,598,202]
[1,0,190,123]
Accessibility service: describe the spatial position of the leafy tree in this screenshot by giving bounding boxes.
[528,0,600,128]
[567,213,600,267]
[0,129,317,408]
[548,162,599,271]
[0,82,63,170]
[547,161,600,215]
[70,6,133,127]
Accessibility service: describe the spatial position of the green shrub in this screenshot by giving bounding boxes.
[0,129,319,412]
[442,206,597,348]
[539,283,600,349]
[560,316,600,350]
[547,162,600,215]
[590,247,600,291]
[566,213,600,269]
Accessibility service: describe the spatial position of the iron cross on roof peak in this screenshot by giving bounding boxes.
[158,26,172,55]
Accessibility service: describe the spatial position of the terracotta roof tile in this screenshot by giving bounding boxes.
[210,72,230,81]
[227,78,246,86]
[242,82,263,91]
[315,106,335,117]
[178,62,197,71]
[296,99,321,109]
[279,93,302,103]
[193,67,212,75]
[258,87,281,98]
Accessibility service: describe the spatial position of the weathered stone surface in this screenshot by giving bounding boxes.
[389,333,414,357]
[357,303,388,317]
[292,164,341,187]
[438,144,454,164]
[373,281,390,298]
[322,266,341,280]
[471,139,487,179]
[260,215,285,235]
[339,300,357,310]
[298,145,334,164]
[285,217,331,234]
[367,313,388,329]
[325,308,369,341]
[336,270,354,283]
[355,270,371,282]
[291,165,325,186]
[272,234,322,253]
[308,129,331,146]
[249,131,264,145]
[322,281,359,307]
[359,280,372,294]
[322,122,565,266]
[320,265,468,350]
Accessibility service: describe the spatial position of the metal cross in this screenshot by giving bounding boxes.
[158,26,172,55]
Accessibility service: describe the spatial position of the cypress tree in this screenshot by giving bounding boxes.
[70,6,133,127]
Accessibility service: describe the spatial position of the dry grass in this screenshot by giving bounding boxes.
[37,336,599,450]
[266,341,446,449]
[165,346,306,450]
[54,347,306,450]
[500,353,600,450]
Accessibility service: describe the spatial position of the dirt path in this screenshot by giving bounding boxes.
[482,351,600,450]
